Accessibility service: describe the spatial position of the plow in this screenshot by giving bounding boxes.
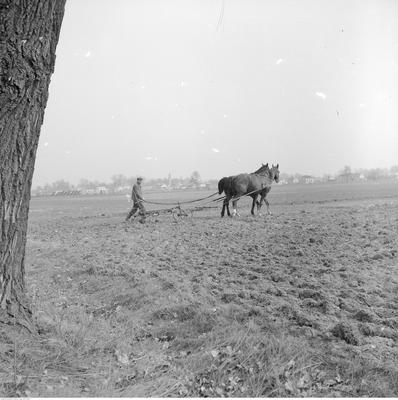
[143,204,220,221]
[138,192,222,221]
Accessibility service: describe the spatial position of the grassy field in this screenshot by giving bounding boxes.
[1,182,398,396]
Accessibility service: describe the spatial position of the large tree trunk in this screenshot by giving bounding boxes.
[0,0,66,329]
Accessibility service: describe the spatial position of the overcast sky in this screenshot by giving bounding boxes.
[33,0,398,186]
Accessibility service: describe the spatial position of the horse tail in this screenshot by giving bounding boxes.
[218,177,226,195]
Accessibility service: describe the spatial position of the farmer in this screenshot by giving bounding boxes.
[125,177,146,223]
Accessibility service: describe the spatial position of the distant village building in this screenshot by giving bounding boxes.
[337,172,362,183]
[302,175,315,184]
[52,190,81,196]
[95,186,109,194]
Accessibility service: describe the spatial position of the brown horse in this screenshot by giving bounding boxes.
[218,163,279,217]
[218,163,269,217]
[254,164,280,216]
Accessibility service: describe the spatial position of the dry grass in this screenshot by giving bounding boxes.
[0,306,319,397]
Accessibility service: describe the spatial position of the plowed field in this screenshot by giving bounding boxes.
[2,182,397,397]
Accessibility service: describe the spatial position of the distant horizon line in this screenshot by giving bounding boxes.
[32,164,398,189]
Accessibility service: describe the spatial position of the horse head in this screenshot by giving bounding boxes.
[253,163,269,175]
[270,164,280,183]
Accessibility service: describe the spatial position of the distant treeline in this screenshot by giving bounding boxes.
[33,171,214,196]
[32,166,398,196]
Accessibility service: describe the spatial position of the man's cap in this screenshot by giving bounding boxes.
[137,176,143,181]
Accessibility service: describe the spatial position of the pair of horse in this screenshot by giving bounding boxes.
[218,163,280,217]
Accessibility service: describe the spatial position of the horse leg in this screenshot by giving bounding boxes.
[265,198,272,215]
[256,195,264,216]
[222,195,232,217]
[221,198,229,217]
[232,199,240,217]
[256,200,262,216]
[251,194,258,216]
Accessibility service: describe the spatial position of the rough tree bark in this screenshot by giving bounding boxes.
[0,0,66,329]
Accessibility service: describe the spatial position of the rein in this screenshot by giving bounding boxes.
[141,191,219,206]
